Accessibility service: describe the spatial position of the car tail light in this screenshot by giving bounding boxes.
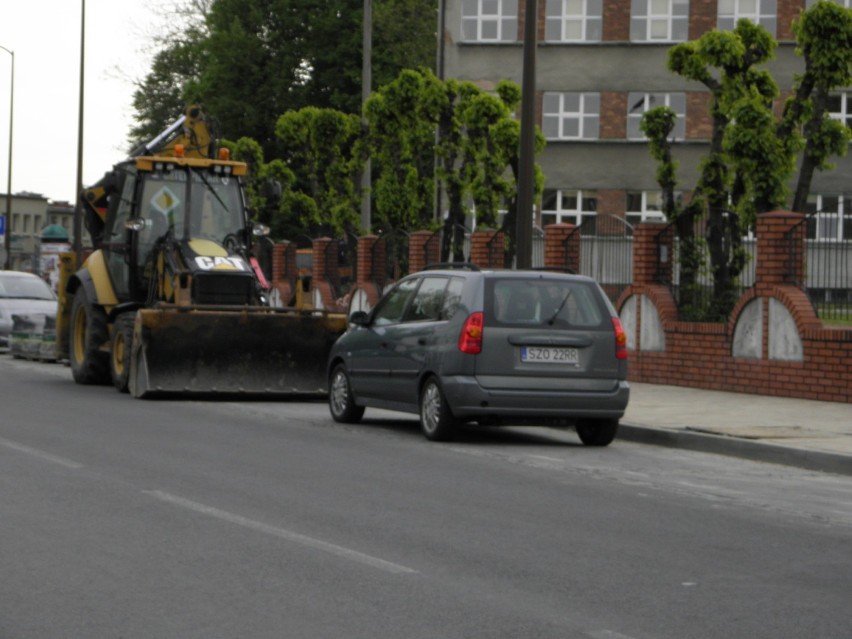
[458,312,484,354]
[612,317,628,360]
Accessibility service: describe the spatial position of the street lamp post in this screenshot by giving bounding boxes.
[0,45,13,270]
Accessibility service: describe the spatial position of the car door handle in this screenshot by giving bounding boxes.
[417,338,427,345]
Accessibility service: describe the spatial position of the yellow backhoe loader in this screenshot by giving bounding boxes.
[56,106,346,397]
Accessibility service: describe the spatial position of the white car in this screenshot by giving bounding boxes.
[0,271,57,349]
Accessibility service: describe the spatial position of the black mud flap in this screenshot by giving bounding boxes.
[128,307,347,398]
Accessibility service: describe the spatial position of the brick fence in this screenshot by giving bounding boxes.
[271,213,851,403]
[613,212,851,403]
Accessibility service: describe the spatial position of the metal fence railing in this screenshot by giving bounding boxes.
[788,214,852,325]
[655,220,756,322]
[576,215,633,306]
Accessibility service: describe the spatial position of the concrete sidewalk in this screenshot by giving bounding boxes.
[620,382,852,476]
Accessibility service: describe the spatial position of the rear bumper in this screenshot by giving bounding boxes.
[441,375,630,422]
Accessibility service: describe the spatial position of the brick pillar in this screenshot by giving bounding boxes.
[543,223,580,273]
[352,235,387,308]
[269,241,297,305]
[271,241,296,282]
[311,237,343,311]
[356,235,386,288]
[633,221,671,285]
[603,0,630,41]
[469,230,505,269]
[409,230,441,273]
[689,0,717,39]
[312,238,338,283]
[755,211,805,291]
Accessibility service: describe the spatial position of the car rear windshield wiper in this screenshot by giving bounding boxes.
[547,290,571,325]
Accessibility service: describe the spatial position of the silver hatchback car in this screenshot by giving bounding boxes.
[327,265,629,444]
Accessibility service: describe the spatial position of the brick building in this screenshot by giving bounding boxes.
[440,0,852,239]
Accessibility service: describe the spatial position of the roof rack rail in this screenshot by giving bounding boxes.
[526,266,578,275]
[422,262,481,271]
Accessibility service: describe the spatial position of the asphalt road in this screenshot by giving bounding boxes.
[1,356,851,639]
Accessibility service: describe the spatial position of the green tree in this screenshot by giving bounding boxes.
[365,68,443,234]
[128,0,211,148]
[130,0,438,155]
[274,107,363,239]
[642,5,852,320]
[786,1,852,212]
[225,136,295,230]
[366,70,542,264]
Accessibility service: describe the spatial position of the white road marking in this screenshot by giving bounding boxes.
[586,630,641,639]
[146,490,418,575]
[0,436,84,470]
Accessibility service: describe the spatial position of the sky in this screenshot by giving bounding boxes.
[0,1,175,204]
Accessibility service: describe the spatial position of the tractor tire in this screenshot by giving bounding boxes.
[69,287,110,385]
[110,313,135,393]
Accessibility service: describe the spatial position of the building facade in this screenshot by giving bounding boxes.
[440,0,852,239]
[1,193,78,271]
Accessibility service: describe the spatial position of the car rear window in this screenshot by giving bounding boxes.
[485,277,606,328]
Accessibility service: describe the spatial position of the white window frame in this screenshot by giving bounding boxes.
[625,190,672,228]
[544,0,603,42]
[461,0,519,42]
[541,189,598,227]
[806,194,852,241]
[542,92,600,140]
[827,92,852,128]
[631,0,690,43]
[627,92,687,140]
[717,0,777,35]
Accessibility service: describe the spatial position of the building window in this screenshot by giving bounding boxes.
[827,92,852,128]
[542,92,600,140]
[717,0,777,35]
[805,194,852,241]
[625,190,674,228]
[631,0,689,42]
[541,189,598,227]
[545,0,603,42]
[806,0,852,7]
[462,0,518,42]
[12,213,20,233]
[627,92,686,140]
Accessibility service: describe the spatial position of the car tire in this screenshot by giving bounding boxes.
[69,287,110,385]
[576,418,619,447]
[329,364,365,423]
[419,377,456,442]
[110,313,135,393]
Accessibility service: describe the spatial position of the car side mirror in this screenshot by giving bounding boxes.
[349,310,369,326]
[251,223,270,238]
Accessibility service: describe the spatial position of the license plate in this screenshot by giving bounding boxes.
[521,346,579,365]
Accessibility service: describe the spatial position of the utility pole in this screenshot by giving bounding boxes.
[0,45,13,270]
[361,0,372,232]
[515,0,538,269]
[73,0,86,265]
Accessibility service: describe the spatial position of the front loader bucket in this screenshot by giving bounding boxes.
[129,307,347,398]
